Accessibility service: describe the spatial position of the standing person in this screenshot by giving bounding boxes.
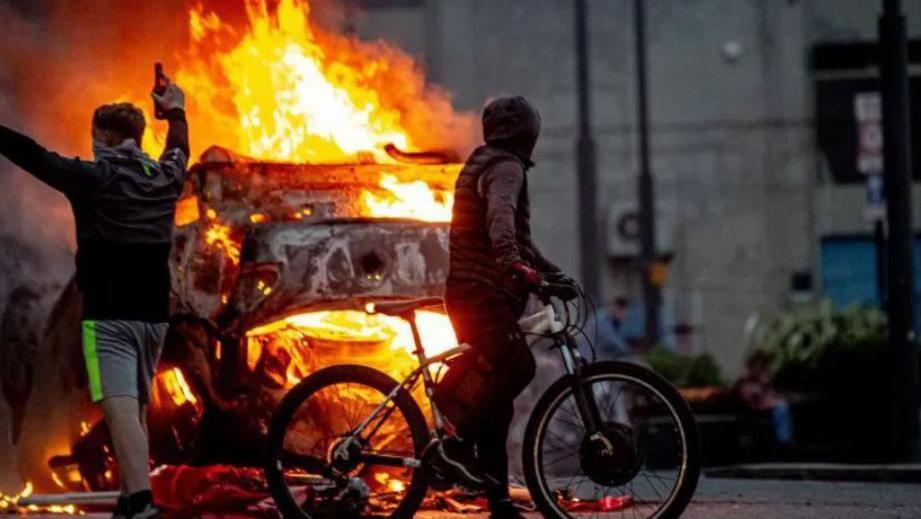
[0,77,188,519]
[435,96,568,519]
[595,296,633,359]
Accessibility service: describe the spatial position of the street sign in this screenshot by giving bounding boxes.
[855,92,886,221]
[855,92,884,175]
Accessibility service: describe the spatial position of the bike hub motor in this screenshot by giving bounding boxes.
[580,422,644,487]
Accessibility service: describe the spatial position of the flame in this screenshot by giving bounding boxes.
[159,368,199,406]
[374,471,407,494]
[362,174,454,222]
[175,196,201,226]
[205,220,241,265]
[245,309,457,388]
[174,0,470,220]
[171,0,473,164]
[0,482,79,515]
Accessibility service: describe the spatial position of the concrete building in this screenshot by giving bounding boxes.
[349,0,921,378]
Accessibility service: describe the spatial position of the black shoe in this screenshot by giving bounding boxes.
[489,498,525,519]
[127,503,160,519]
[110,495,130,519]
[437,436,485,488]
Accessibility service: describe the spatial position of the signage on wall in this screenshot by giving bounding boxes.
[812,40,921,184]
[854,92,883,175]
[854,92,886,221]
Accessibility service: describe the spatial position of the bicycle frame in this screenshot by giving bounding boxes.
[338,303,604,469]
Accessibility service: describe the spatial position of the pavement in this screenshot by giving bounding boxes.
[11,476,921,518]
[705,462,921,483]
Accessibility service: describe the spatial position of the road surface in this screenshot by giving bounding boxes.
[12,476,921,518]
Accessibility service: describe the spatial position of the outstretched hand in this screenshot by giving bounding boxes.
[151,76,185,113]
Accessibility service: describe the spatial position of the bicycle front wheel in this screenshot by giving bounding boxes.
[523,361,700,519]
[264,364,430,519]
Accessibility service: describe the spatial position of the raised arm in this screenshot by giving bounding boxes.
[0,124,92,195]
[152,79,189,177]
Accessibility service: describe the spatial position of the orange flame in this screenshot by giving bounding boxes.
[171,0,474,164]
[0,482,79,515]
[245,309,458,387]
[362,174,454,222]
[159,368,199,407]
[204,207,241,265]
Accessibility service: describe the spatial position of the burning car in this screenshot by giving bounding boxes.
[3,143,464,493]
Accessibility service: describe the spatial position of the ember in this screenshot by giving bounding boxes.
[0,482,80,515]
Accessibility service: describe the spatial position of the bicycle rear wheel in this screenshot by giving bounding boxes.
[264,364,430,519]
[523,361,700,519]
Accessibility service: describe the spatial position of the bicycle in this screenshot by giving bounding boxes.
[264,281,701,518]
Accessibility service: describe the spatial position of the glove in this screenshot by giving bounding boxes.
[544,271,579,301]
[510,261,542,289]
[546,270,575,286]
[151,78,186,113]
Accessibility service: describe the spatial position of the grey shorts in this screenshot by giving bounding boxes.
[82,320,168,404]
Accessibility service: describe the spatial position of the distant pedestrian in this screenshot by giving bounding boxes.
[595,296,634,359]
[733,351,794,446]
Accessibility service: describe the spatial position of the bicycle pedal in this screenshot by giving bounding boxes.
[420,440,453,490]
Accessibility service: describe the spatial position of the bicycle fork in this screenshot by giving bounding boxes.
[559,338,606,442]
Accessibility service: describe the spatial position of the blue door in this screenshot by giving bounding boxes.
[820,235,921,326]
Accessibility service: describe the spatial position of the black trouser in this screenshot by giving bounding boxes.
[444,281,536,503]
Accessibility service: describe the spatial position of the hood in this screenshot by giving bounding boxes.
[482,96,541,166]
[93,138,153,163]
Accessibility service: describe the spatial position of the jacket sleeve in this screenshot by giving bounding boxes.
[0,124,94,195]
[158,109,189,183]
[482,160,525,270]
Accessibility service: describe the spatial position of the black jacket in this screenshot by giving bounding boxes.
[0,109,189,321]
[447,96,558,296]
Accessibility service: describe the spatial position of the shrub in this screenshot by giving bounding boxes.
[754,300,888,378]
[648,347,724,388]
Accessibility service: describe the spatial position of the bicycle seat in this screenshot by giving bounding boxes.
[371,297,445,317]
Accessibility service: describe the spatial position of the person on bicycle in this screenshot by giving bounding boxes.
[437,95,567,518]
[0,79,188,519]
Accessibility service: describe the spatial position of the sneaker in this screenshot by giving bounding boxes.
[127,503,161,519]
[110,495,130,519]
[437,436,486,488]
[488,498,525,519]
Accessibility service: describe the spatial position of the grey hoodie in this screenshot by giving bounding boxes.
[0,108,189,321]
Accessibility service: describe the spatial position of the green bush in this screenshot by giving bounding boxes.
[648,347,724,388]
[754,300,888,381]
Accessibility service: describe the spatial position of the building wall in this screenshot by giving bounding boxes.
[353,0,921,378]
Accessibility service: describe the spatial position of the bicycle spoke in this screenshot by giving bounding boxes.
[536,372,693,519]
[275,374,422,519]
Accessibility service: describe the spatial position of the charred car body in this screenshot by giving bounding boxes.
[2,146,460,491]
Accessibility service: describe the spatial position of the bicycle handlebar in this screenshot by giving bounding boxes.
[535,280,579,303]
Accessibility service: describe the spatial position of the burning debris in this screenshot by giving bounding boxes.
[0,482,79,515]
